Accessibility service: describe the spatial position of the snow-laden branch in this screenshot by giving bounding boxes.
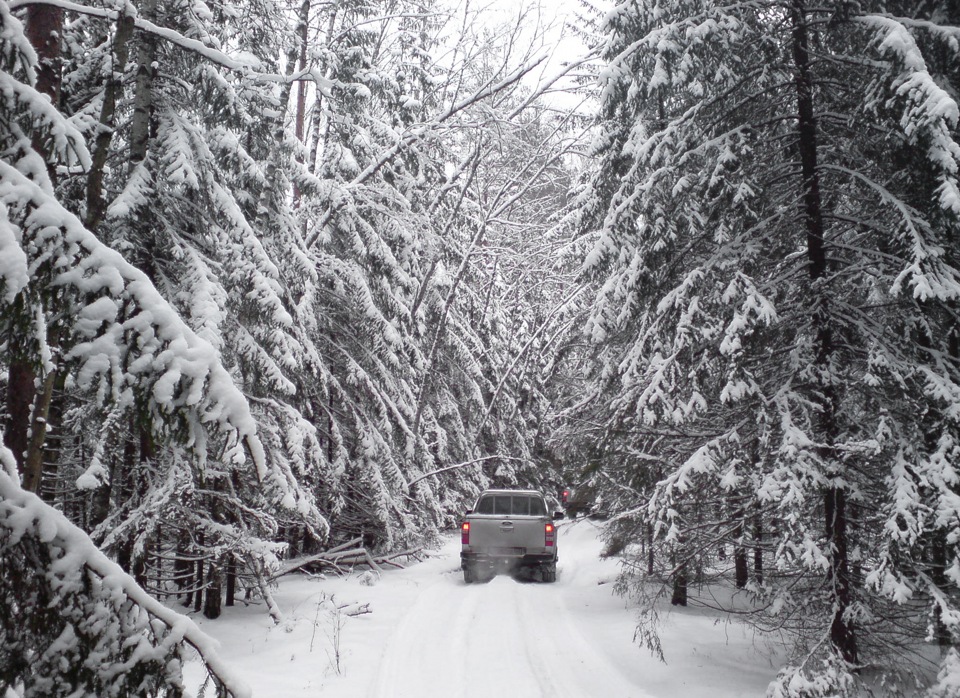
[304,52,550,249]
[476,283,590,435]
[427,48,598,212]
[406,455,532,490]
[859,14,960,218]
[0,445,251,698]
[0,158,319,514]
[0,201,29,302]
[6,0,332,92]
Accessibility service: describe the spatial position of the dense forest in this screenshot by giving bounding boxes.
[2,0,959,696]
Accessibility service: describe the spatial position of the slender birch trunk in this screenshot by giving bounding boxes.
[293,0,311,208]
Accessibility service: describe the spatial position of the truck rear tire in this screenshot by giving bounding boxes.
[542,561,557,583]
[463,565,476,584]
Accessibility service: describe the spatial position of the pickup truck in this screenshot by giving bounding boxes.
[460,489,563,583]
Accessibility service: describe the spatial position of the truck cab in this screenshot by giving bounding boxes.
[460,489,563,583]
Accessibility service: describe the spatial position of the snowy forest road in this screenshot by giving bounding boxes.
[185,521,782,697]
[368,523,650,698]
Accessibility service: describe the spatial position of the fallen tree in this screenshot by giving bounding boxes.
[270,537,425,580]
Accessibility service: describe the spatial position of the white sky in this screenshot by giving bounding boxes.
[480,0,607,112]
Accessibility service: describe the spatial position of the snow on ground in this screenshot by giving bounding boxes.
[183,520,787,697]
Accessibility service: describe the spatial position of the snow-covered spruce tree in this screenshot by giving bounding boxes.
[291,0,578,545]
[119,0,339,595]
[402,1,595,506]
[578,0,960,692]
[0,3,308,687]
[0,444,250,698]
[452,107,587,485]
[2,0,325,623]
[291,0,447,548]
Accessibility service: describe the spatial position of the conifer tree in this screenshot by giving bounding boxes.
[578,0,960,691]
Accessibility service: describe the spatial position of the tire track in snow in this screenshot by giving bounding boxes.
[514,582,570,698]
[369,571,480,698]
[366,524,654,698]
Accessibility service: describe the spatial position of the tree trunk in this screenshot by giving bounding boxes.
[824,487,856,661]
[292,0,311,208]
[734,543,748,589]
[21,323,62,493]
[25,5,63,104]
[732,495,748,589]
[4,362,33,471]
[226,557,237,608]
[129,0,158,172]
[6,4,64,485]
[176,531,193,606]
[134,537,148,588]
[791,0,857,666]
[753,511,764,585]
[89,477,113,532]
[133,427,153,587]
[203,562,222,619]
[25,4,63,184]
[671,564,688,606]
[38,372,67,504]
[930,529,951,647]
[115,432,139,574]
[647,524,654,576]
[85,12,135,232]
[194,543,205,614]
[254,16,302,228]
[20,368,57,494]
[306,5,340,178]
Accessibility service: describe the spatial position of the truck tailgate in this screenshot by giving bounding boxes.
[467,515,546,553]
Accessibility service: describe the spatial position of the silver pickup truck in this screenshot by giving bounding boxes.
[460,489,563,583]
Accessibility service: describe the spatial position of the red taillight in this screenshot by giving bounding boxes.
[562,489,569,503]
[461,521,470,545]
[545,523,555,547]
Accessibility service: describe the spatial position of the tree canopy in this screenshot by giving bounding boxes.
[4,0,960,694]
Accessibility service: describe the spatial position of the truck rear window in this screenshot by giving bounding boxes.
[475,494,546,516]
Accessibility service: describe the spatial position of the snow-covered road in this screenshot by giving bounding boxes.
[185,520,784,697]
[368,529,649,698]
